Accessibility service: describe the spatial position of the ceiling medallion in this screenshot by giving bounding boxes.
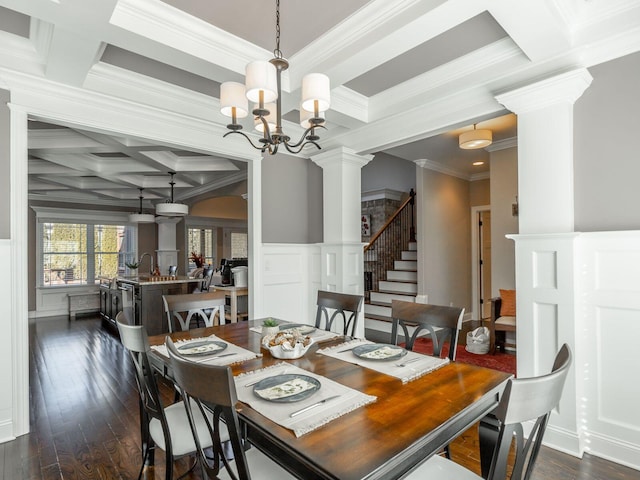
[219,0,330,155]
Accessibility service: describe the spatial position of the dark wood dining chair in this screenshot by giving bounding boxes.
[116,312,223,480]
[406,344,572,480]
[314,290,364,337]
[390,300,464,361]
[165,338,296,480]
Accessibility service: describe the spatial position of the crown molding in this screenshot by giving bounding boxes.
[361,188,404,202]
[486,136,518,152]
[470,171,490,182]
[414,158,469,181]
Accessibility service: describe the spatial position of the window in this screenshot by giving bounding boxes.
[231,232,248,258]
[40,222,136,286]
[187,227,215,269]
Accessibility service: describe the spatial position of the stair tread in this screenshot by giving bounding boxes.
[380,279,417,284]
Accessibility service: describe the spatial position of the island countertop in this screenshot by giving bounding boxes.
[116,275,202,286]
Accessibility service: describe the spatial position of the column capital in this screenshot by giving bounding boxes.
[310,146,373,169]
[496,68,593,114]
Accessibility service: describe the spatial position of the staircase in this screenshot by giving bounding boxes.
[365,241,418,333]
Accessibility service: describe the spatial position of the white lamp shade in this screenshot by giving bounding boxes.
[156,202,189,217]
[220,82,248,118]
[245,61,278,103]
[459,129,492,149]
[128,213,156,223]
[301,73,330,113]
[300,105,325,128]
[254,103,277,133]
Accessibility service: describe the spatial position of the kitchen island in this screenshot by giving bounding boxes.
[100,275,202,335]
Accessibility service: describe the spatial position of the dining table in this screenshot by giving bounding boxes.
[148,319,512,480]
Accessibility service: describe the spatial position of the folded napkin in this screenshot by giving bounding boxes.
[151,335,260,366]
[235,362,376,437]
[249,325,341,343]
[317,339,450,384]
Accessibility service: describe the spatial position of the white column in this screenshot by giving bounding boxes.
[155,216,181,274]
[311,147,373,337]
[496,69,592,457]
[496,69,592,234]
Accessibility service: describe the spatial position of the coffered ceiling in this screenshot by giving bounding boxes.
[0,0,638,206]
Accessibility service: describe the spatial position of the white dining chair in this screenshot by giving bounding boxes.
[162,293,225,333]
[404,344,572,480]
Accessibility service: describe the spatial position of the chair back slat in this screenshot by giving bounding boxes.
[390,300,464,361]
[314,290,364,337]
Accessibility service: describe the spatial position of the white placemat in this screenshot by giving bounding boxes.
[249,325,341,343]
[317,339,450,384]
[151,335,260,366]
[235,362,376,437]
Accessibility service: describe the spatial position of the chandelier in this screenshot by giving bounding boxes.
[155,172,189,217]
[219,0,330,155]
[129,188,156,223]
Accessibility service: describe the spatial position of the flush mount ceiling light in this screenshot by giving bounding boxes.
[129,188,156,223]
[219,0,330,155]
[459,124,492,149]
[155,172,188,217]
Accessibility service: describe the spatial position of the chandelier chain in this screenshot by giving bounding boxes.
[273,0,282,59]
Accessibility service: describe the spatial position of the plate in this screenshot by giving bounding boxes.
[253,374,321,403]
[177,340,228,356]
[279,323,316,335]
[352,343,407,361]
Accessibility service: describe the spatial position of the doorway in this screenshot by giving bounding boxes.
[471,205,492,322]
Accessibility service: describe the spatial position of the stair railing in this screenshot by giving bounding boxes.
[364,189,416,300]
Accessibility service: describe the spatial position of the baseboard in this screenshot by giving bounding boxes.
[585,430,640,472]
[0,417,15,444]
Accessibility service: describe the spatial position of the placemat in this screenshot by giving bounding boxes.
[151,334,260,366]
[235,362,376,437]
[317,339,449,384]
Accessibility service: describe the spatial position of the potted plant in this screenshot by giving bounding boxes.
[262,317,280,336]
[125,261,140,271]
[189,252,205,268]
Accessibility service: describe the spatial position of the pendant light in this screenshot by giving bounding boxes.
[155,172,188,217]
[459,124,492,149]
[129,188,156,223]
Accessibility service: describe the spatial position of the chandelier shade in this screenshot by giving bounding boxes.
[459,125,492,149]
[219,0,329,155]
[301,73,331,113]
[245,60,278,103]
[220,82,248,118]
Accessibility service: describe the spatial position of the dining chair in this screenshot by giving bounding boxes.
[165,337,296,480]
[192,266,214,293]
[390,300,464,361]
[314,290,364,337]
[406,343,572,480]
[162,293,225,333]
[489,290,517,354]
[115,312,225,480]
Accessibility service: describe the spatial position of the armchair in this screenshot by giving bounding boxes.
[489,289,517,354]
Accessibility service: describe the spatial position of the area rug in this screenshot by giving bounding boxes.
[409,338,516,376]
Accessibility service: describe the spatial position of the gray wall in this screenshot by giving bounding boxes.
[262,153,323,243]
[362,152,416,194]
[420,169,471,309]
[574,51,640,231]
[0,89,9,239]
[490,147,518,294]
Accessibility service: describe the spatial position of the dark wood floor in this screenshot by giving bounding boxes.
[1,315,638,479]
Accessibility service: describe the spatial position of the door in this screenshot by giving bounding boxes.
[478,211,492,320]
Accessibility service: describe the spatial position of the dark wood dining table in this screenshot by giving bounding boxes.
[148,320,511,480]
